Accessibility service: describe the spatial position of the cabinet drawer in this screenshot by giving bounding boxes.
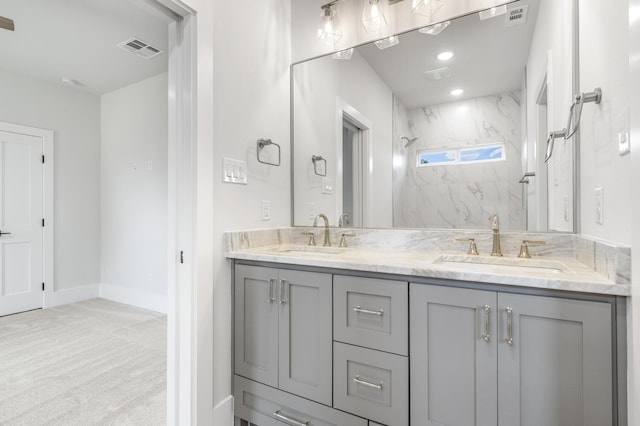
[334,275,408,355]
[333,342,408,426]
[235,375,366,426]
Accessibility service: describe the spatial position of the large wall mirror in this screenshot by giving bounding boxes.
[292,0,577,232]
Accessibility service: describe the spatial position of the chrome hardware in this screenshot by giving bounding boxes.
[565,88,602,139]
[519,171,536,184]
[518,240,546,259]
[544,129,567,163]
[301,231,316,246]
[311,155,327,177]
[506,307,513,345]
[338,213,351,227]
[256,138,281,166]
[353,306,384,316]
[456,237,479,255]
[268,278,276,303]
[312,213,331,246]
[279,279,288,304]
[482,305,490,342]
[353,375,384,390]
[339,233,355,248]
[273,410,309,426]
[490,214,502,257]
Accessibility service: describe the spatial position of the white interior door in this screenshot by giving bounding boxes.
[0,129,43,316]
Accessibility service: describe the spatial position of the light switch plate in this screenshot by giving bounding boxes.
[262,200,271,221]
[223,157,247,184]
[618,109,630,156]
[594,187,604,225]
[321,177,334,194]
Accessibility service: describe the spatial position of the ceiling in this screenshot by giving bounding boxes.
[358,0,540,108]
[0,0,171,95]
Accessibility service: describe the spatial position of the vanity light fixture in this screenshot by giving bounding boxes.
[437,51,454,61]
[332,48,354,60]
[478,5,507,20]
[362,0,388,33]
[374,35,400,50]
[412,0,446,17]
[317,1,342,46]
[450,88,464,96]
[418,20,450,35]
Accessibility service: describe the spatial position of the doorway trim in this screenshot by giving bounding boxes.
[0,121,53,310]
[154,0,198,424]
[334,98,373,227]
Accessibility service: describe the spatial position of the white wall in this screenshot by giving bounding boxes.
[292,50,393,227]
[100,73,168,313]
[524,0,575,232]
[579,0,631,245]
[292,0,512,63]
[210,0,292,419]
[0,68,101,296]
[628,0,640,423]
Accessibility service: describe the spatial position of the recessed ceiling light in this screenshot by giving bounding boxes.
[419,20,450,35]
[61,77,80,86]
[437,51,454,61]
[450,89,464,96]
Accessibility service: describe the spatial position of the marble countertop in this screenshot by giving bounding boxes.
[226,244,631,296]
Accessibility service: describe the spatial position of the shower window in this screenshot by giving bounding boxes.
[416,143,505,167]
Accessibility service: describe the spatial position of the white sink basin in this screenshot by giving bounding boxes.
[277,245,348,256]
[434,254,572,274]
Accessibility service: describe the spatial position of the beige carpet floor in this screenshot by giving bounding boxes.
[0,298,166,425]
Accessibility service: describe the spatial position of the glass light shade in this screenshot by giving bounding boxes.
[374,36,399,50]
[362,0,388,33]
[418,20,450,35]
[412,0,446,17]
[332,48,354,60]
[317,6,342,46]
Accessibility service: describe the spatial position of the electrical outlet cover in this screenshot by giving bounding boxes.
[594,187,603,225]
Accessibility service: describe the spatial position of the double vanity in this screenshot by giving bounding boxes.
[226,227,629,426]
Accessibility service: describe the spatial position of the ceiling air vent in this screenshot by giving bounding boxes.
[117,37,164,60]
[424,67,451,81]
[505,4,529,27]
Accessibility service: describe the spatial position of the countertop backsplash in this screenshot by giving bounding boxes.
[224,227,630,285]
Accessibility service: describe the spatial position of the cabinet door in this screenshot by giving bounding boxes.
[278,269,333,405]
[235,265,279,387]
[498,293,613,426]
[410,284,498,426]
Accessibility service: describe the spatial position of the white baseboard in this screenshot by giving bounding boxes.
[44,283,100,308]
[100,283,167,314]
[213,395,234,426]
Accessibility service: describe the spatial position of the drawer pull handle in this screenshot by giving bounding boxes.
[353,375,384,390]
[353,306,384,316]
[273,410,309,426]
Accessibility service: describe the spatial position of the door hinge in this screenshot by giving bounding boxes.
[180,251,184,264]
[42,218,45,227]
[42,155,45,164]
[42,282,45,291]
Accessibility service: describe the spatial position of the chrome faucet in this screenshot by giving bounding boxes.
[313,213,331,246]
[338,213,350,227]
[491,214,502,257]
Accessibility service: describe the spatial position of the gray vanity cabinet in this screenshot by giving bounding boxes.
[234,264,333,406]
[410,284,613,426]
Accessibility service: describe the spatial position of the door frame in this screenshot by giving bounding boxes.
[0,121,53,310]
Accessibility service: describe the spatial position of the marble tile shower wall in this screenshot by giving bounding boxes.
[392,91,525,230]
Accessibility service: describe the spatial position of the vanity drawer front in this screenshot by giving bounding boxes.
[333,342,409,426]
[334,275,408,355]
[235,375,367,426]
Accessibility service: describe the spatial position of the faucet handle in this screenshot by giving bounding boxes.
[456,237,479,255]
[339,233,356,248]
[301,231,316,246]
[518,240,546,258]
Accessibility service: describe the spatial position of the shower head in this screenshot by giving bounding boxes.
[401,136,418,148]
